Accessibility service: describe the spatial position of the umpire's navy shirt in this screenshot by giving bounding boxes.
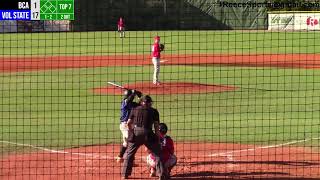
[120,99,138,123]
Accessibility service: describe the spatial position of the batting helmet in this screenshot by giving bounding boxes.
[159,123,168,134]
[123,89,132,99]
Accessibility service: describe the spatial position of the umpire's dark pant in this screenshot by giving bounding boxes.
[121,134,167,179]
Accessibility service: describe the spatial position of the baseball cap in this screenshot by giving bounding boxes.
[140,95,153,103]
[154,36,160,40]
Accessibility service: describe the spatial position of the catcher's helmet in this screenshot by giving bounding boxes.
[159,123,168,134]
[123,89,132,98]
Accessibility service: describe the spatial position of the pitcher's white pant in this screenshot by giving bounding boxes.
[146,153,177,170]
[152,57,160,84]
[119,122,128,147]
[118,27,125,38]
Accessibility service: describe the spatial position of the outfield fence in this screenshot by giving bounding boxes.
[1,0,320,180]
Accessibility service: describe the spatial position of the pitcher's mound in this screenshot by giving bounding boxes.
[93,82,237,95]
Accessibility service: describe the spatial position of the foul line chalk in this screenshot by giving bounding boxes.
[0,140,113,160]
[0,140,148,162]
[208,137,320,157]
[3,137,319,161]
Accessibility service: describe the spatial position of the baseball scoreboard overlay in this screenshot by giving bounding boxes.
[0,0,74,20]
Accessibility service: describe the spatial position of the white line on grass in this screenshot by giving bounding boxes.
[0,140,113,160]
[3,137,319,161]
[208,137,320,157]
[0,140,148,162]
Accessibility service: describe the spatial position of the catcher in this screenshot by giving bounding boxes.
[115,89,142,163]
[146,123,177,178]
[151,36,165,85]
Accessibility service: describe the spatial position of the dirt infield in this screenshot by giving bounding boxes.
[93,82,237,95]
[1,142,320,180]
[1,54,320,72]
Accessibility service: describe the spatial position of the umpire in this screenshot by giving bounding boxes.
[121,95,168,180]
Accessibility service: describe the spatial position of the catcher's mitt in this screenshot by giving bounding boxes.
[160,44,165,51]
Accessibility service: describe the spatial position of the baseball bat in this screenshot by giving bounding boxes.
[107,82,143,98]
[107,81,129,90]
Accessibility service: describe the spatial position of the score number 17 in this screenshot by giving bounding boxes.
[31,1,40,20]
[33,12,39,19]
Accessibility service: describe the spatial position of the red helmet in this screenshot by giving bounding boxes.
[154,36,160,40]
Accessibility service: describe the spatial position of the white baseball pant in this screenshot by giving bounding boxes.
[119,122,129,147]
[152,57,160,84]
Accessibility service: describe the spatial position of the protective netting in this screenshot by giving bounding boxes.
[1,0,320,179]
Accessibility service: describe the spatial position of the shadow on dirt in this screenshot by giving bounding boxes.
[172,171,318,180]
[188,160,319,167]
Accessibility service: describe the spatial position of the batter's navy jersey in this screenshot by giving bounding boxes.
[120,99,138,123]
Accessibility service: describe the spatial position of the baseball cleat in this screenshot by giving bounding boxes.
[149,168,156,177]
[153,81,161,86]
[115,156,123,163]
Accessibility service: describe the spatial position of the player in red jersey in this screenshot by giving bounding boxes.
[118,17,125,38]
[146,123,177,178]
[151,36,164,85]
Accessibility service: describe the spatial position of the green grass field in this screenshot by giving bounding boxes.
[1,31,320,55]
[1,31,320,154]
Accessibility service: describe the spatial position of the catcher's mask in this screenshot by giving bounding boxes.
[123,89,132,99]
[159,123,168,134]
